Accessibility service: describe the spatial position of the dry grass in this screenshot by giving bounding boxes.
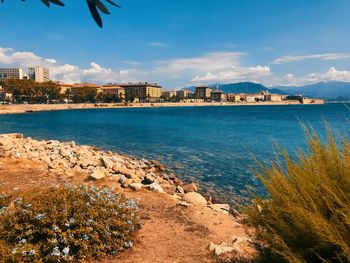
[245,129,350,263]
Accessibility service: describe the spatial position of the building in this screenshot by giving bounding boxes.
[265,93,282,102]
[28,66,50,83]
[210,87,226,102]
[101,85,125,100]
[195,86,212,100]
[243,94,256,103]
[227,94,241,102]
[176,90,193,99]
[162,91,176,100]
[119,82,163,102]
[0,68,24,81]
[57,82,102,97]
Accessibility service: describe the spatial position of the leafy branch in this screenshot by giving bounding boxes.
[0,0,120,28]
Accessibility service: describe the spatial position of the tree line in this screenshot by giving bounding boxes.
[0,79,122,104]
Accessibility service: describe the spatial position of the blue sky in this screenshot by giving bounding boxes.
[1,0,350,89]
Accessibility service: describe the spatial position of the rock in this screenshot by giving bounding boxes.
[118,174,127,184]
[209,242,236,256]
[89,169,106,180]
[183,192,207,207]
[176,186,185,194]
[112,166,134,178]
[121,179,133,188]
[182,183,198,193]
[129,183,142,191]
[59,149,71,158]
[178,201,193,207]
[208,204,230,215]
[143,174,155,184]
[173,178,183,186]
[100,156,113,169]
[149,182,164,193]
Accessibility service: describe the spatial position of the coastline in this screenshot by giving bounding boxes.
[0,133,256,262]
[0,100,321,115]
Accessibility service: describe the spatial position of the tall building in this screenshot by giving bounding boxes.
[0,68,24,81]
[176,90,193,99]
[119,82,163,102]
[28,66,50,82]
[195,86,212,100]
[210,86,226,102]
[162,91,176,100]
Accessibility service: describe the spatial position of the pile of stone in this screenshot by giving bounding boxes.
[0,133,230,213]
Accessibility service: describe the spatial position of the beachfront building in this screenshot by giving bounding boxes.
[265,93,282,102]
[227,94,241,102]
[176,90,193,99]
[0,68,24,81]
[162,91,176,101]
[242,94,256,103]
[101,84,125,100]
[28,66,50,83]
[210,87,227,102]
[195,86,212,100]
[119,82,163,102]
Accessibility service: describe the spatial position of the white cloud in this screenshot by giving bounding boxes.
[3,47,350,88]
[191,66,271,83]
[0,47,57,67]
[273,53,350,64]
[155,52,244,73]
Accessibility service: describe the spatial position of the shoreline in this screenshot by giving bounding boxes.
[0,101,321,115]
[0,133,256,262]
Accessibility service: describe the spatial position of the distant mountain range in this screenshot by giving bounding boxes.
[183,81,350,100]
[275,81,350,100]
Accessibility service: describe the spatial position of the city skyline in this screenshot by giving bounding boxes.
[1,0,350,89]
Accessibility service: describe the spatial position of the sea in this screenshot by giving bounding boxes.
[1,103,349,204]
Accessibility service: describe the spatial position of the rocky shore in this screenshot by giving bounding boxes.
[0,133,257,261]
[0,133,231,214]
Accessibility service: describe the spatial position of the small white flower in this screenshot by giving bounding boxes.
[62,247,70,256]
[51,246,61,257]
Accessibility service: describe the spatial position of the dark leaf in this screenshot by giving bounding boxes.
[105,0,120,8]
[41,0,50,7]
[48,0,64,6]
[86,0,103,28]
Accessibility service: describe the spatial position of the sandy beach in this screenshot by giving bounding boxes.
[0,101,310,115]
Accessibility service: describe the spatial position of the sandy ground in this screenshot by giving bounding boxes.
[0,101,305,115]
[0,158,255,263]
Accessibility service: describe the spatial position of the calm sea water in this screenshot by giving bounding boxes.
[1,104,349,203]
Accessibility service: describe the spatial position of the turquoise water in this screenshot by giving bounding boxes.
[1,104,349,203]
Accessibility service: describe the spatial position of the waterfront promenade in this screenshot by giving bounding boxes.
[0,100,314,115]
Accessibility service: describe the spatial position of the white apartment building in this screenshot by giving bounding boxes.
[0,68,24,81]
[28,66,50,82]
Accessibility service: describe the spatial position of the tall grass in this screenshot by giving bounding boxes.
[246,129,350,263]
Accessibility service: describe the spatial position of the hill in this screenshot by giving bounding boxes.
[274,81,350,99]
[184,82,288,95]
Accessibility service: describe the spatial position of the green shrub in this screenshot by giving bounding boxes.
[0,185,141,262]
[246,130,350,263]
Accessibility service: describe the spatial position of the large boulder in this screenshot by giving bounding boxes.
[183,192,207,206]
[89,169,106,180]
[149,182,164,193]
[182,183,198,193]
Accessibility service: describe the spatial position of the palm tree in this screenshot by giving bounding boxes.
[0,0,120,28]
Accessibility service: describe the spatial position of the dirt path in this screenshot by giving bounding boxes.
[0,158,254,263]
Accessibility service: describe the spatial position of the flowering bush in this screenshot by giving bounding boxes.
[0,185,140,262]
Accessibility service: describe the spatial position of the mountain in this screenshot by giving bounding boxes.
[184,82,288,95]
[273,81,350,99]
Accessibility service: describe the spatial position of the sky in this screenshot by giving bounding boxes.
[1,0,350,89]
